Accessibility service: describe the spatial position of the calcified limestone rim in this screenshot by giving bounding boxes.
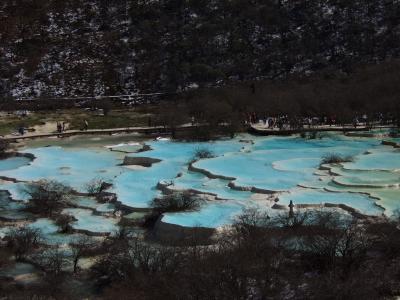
[188,162,236,181]
[153,217,216,242]
[157,179,266,203]
[321,186,387,214]
[2,152,36,161]
[322,163,400,188]
[331,178,400,189]
[157,179,377,227]
[308,163,390,214]
[382,140,400,148]
[188,162,277,194]
[297,183,327,190]
[156,180,218,199]
[106,142,152,154]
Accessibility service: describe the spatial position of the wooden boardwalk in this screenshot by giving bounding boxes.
[2,124,195,142]
[2,123,396,141]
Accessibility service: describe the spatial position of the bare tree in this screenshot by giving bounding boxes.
[85,178,110,196]
[40,249,68,276]
[70,236,95,273]
[273,209,311,229]
[302,213,370,277]
[6,226,42,261]
[231,208,271,242]
[37,248,69,296]
[55,214,75,234]
[0,139,9,158]
[150,192,201,213]
[24,180,73,216]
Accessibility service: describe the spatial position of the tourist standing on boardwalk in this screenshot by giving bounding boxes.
[57,122,62,133]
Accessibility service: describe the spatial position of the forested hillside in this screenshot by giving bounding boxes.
[1,0,399,98]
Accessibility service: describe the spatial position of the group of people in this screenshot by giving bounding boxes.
[246,113,337,130]
[56,120,89,133]
[247,112,397,130]
[352,113,397,128]
[56,121,67,133]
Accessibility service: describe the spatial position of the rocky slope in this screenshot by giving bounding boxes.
[0,0,399,98]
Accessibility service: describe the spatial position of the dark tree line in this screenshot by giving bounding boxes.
[0,0,399,97]
[90,210,400,300]
[149,60,400,141]
[3,205,400,298]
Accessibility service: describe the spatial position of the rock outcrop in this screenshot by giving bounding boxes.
[153,217,215,244]
[121,156,161,167]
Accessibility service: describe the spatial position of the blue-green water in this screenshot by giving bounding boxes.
[0,156,31,171]
[0,133,398,231]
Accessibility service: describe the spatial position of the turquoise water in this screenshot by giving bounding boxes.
[71,197,100,209]
[0,133,398,230]
[0,262,38,278]
[0,156,31,171]
[162,201,247,228]
[0,182,30,201]
[71,196,115,213]
[193,145,370,192]
[172,171,253,201]
[27,218,101,245]
[343,148,400,171]
[62,208,119,234]
[279,189,383,215]
[0,190,30,220]
[0,147,124,192]
[112,139,245,208]
[28,218,59,236]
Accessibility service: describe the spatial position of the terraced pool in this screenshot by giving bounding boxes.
[0,132,399,235]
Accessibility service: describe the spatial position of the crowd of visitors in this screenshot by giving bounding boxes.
[56,121,67,133]
[246,112,398,130]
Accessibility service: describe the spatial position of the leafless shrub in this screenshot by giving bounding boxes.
[321,153,354,164]
[193,147,214,160]
[70,236,95,273]
[55,214,75,233]
[85,178,110,196]
[36,248,69,295]
[0,139,9,157]
[150,192,201,213]
[6,226,42,261]
[272,210,311,229]
[24,180,73,216]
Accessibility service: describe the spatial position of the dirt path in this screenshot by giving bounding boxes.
[3,121,62,139]
[30,121,61,135]
[3,122,196,142]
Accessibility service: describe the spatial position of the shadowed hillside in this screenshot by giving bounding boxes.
[1,0,399,98]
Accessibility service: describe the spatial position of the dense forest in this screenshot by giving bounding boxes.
[1,0,400,98]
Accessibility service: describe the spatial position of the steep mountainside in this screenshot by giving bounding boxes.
[1,0,399,98]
